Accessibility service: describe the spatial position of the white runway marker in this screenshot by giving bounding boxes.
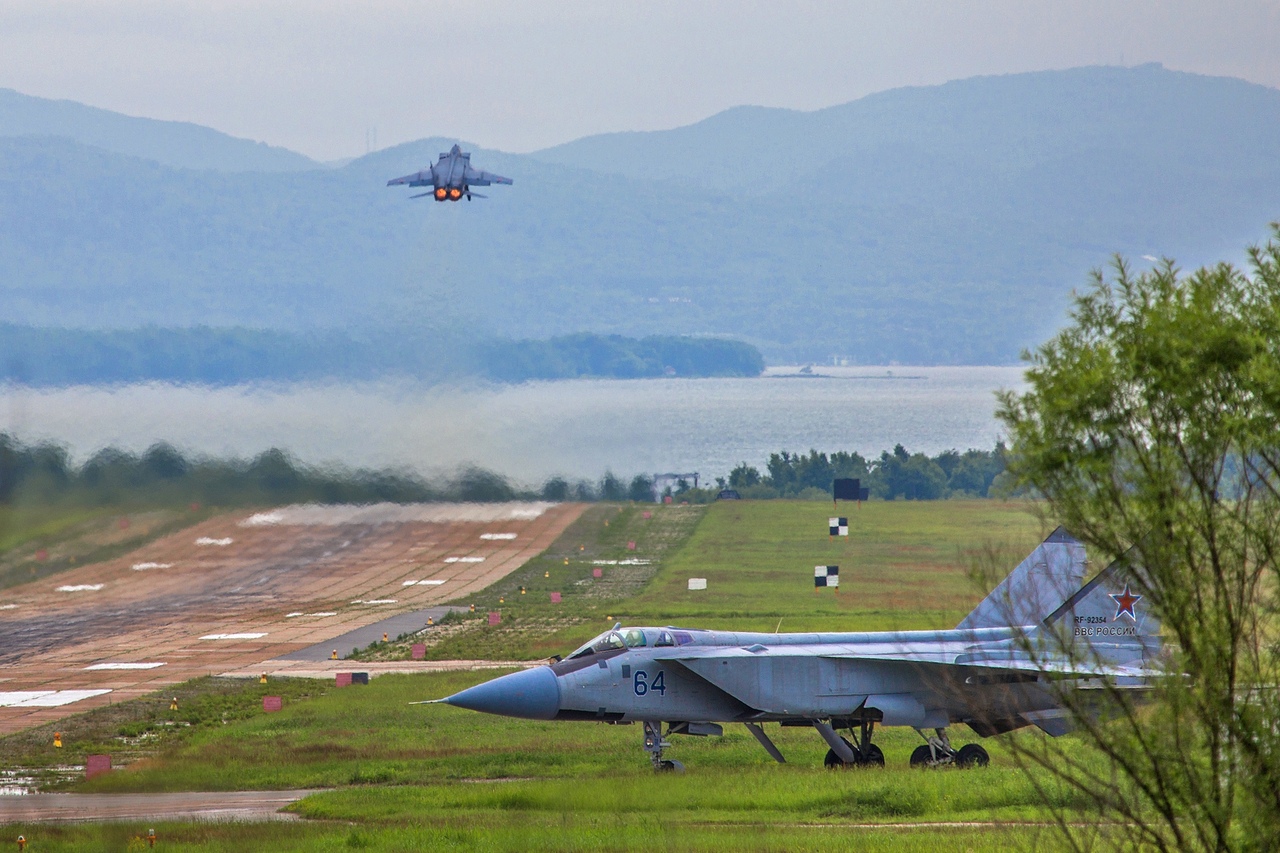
[131,562,172,570]
[0,604,17,610]
[444,556,485,563]
[195,537,233,546]
[351,599,397,605]
[85,662,166,670]
[200,632,268,640]
[285,612,304,618]
[480,533,518,540]
[402,580,446,586]
[307,611,338,617]
[57,584,103,592]
[0,689,112,707]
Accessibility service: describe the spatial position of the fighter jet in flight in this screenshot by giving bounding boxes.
[386,144,512,201]
[429,529,1161,771]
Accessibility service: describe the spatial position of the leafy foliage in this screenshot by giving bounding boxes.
[997,225,1280,851]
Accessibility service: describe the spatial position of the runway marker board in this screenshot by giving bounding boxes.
[814,565,839,588]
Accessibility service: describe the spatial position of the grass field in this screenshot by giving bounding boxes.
[0,503,210,590]
[1,498,1102,851]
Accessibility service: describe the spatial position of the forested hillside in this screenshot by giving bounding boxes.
[2,65,1278,364]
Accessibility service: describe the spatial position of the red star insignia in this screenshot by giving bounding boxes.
[1110,584,1142,621]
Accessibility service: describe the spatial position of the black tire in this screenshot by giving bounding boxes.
[910,744,934,768]
[823,736,857,769]
[955,743,990,768]
[859,743,885,768]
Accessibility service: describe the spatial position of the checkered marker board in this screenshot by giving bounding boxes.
[815,565,839,588]
[829,517,848,536]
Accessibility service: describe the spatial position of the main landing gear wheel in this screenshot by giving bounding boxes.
[955,743,989,768]
[824,737,885,768]
[910,744,935,768]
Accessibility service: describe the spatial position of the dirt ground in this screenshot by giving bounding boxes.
[0,502,585,736]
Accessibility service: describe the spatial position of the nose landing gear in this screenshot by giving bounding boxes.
[643,721,685,772]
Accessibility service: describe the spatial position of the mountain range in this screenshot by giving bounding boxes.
[2,63,1278,365]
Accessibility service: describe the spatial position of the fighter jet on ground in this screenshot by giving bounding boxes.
[386,144,512,201]
[430,529,1162,771]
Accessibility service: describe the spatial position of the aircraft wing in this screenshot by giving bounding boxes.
[656,641,1157,687]
[465,167,513,186]
[387,170,433,187]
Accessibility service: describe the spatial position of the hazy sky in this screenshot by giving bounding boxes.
[2,1,1278,161]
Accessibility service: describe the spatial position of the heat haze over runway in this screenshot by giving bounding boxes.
[0,502,584,735]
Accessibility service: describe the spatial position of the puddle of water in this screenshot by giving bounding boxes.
[0,766,84,795]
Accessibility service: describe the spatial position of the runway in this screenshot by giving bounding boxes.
[0,502,584,735]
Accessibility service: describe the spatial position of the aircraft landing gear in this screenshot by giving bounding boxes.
[910,728,989,768]
[818,718,885,769]
[643,721,685,773]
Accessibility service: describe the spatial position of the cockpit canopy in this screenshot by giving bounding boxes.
[566,627,689,659]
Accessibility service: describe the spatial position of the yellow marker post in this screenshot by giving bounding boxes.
[563,557,569,565]
[148,828,157,848]
[17,835,26,850]
[579,545,584,551]
[330,649,338,660]
[427,616,434,626]
[169,697,178,711]
[520,586,526,595]
[469,603,475,613]
[383,632,389,643]
[545,571,550,578]
[259,673,267,684]
[499,596,504,604]
[53,732,62,748]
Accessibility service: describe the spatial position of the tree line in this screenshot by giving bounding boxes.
[0,432,1010,510]
[713,444,1011,501]
[0,326,764,386]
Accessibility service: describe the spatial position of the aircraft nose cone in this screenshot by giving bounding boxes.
[443,666,560,720]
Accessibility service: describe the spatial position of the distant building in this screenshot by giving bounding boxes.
[716,489,741,500]
[652,472,698,502]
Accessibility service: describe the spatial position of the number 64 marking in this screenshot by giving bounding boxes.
[633,669,666,697]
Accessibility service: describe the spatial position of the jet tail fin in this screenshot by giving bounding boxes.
[1040,552,1162,669]
[956,527,1089,630]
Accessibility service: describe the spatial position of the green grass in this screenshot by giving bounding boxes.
[623,500,1047,632]
[0,503,211,590]
[0,820,1060,852]
[4,671,1098,850]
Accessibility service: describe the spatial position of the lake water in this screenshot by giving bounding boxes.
[0,366,1026,485]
